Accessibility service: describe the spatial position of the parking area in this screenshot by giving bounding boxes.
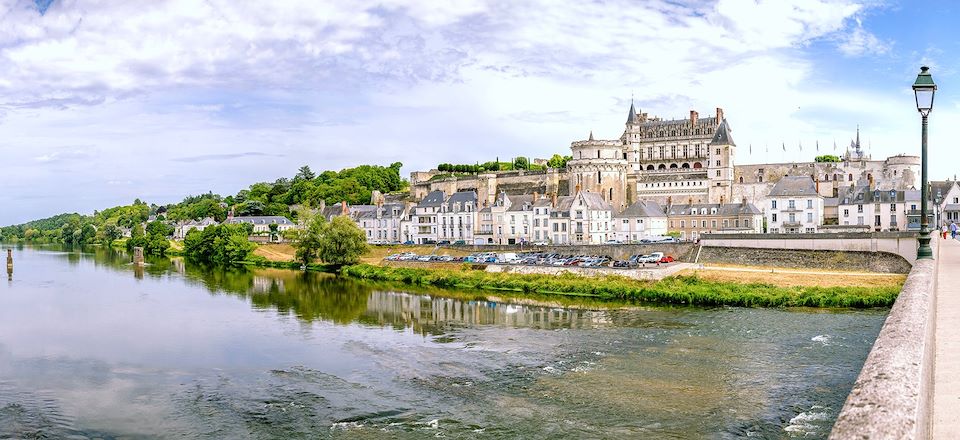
[384,250,678,269]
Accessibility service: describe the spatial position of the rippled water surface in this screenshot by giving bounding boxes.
[0,245,885,439]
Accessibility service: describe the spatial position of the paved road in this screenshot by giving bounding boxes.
[933,237,960,437]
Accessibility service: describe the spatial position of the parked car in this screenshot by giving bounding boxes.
[604,239,622,244]
[659,255,675,263]
[453,240,466,245]
[402,240,415,245]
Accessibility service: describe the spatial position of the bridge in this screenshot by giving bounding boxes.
[829,236,960,439]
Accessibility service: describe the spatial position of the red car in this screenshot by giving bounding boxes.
[659,255,674,264]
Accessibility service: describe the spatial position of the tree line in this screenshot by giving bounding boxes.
[0,162,406,247]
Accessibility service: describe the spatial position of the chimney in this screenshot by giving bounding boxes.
[341,200,348,216]
[575,183,581,194]
[868,174,875,190]
[552,192,558,208]
[690,110,698,125]
[716,107,724,123]
[742,197,748,206]
[719,195,725,206]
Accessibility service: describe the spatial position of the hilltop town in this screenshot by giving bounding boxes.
[331,103,960,245]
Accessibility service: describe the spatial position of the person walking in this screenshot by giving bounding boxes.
[951,222,958,239]
[943,224,950,240]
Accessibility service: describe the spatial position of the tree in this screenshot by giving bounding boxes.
[268,223,279,241]
[547,154,573,169]
[513,157,529,170]
[290,210,326,267]
[318,216,368,268]
[295,165,315,181]
[183,224,255,264]
[815,155,841,163]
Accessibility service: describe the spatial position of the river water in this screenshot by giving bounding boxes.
[0,245,885,439]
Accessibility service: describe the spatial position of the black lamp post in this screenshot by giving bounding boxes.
[913,66,937,259]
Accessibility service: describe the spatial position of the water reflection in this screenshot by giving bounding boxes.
[0,244,886,439]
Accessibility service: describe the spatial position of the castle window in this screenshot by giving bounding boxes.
[598,150,601,159]
[693,162,703,169]
[739,176,744,183]
[597,171,601,184]
[682,163,690,169]
[646,165,654,171]
[670,163,678,169]
[848,174,853,181]
[825,174,829,181]
[758,176,763,183]
[716,148,721,155]
[609,188,613,200]
[658,164,666,170]
[833,174,838,181]
[717,170,721,177]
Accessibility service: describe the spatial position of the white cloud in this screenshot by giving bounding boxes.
[0,0,912,224]
[838,19,890,56]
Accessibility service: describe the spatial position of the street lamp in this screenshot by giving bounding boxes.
[913,66,937,259]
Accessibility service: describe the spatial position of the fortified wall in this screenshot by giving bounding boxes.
[410,169,569,206]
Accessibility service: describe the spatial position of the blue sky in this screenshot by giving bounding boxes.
[0,0,956,224]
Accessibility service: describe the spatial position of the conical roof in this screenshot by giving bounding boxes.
[709,119,735,146]
[626,101,637,124]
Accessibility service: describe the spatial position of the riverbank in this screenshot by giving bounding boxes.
[340,263,900,308]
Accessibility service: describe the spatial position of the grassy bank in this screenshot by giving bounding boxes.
[340,264,900,308]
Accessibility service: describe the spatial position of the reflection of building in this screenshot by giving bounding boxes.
[363,291,612,333]
[252,275,285,293]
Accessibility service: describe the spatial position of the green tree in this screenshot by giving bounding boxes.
[291,210,326,267]
[547,154,573,169]
[513,157,529,170]
[183,224,255,265]
[295,165,315,181]
[815,155,841,163]
[318,216,368,268]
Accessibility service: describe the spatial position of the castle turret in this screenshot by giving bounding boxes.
[707,118,736,204]
[568,132,629,211]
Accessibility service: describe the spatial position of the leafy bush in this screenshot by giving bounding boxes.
[183,224,256,265]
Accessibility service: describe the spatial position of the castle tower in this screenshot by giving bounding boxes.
[707,118,736,204]
[567,133,629,211]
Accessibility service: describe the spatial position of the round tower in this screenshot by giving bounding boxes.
[567,131,629,211]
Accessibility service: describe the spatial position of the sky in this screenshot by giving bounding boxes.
[0,0,957,225]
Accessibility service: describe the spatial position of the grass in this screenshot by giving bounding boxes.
[339,263,900,308]
[680,267,907,288]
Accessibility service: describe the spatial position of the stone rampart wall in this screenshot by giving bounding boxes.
[701,232,919,264]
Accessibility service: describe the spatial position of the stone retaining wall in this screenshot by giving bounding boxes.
[829,244,938,439]
[698,246,912,274]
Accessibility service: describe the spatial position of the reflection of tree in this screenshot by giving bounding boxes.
[182,265,371,325]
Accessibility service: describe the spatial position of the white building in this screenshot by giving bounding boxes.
[174,217,218,239]
[355,203,407,244]
[766,176,824,233]
[227,215,297,235]
[438,191,477,244]
[612,200,668,242]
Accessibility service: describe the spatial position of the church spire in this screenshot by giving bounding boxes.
[588,130,594,141]
[626,100,637,124]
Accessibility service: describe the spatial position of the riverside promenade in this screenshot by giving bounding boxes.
[933,237,960,437]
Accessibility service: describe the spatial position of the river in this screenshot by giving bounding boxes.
[0,245,884,439]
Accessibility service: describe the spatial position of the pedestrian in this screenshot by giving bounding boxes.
[943,224,949,240]
[951,222,958,239]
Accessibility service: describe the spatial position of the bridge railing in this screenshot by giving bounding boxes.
[829,239,938,439]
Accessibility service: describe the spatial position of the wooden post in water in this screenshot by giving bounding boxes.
[6,249,11,279]
[133,247,145,266]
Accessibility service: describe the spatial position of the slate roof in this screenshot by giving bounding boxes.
[616,201,666,218]
[446,191,477,210]
[945,204,960,212]
[666,203,761,216]
[505,195,535,212]
[228,215,293,225]
[626,101,638,124]
[769,176,818,197]
[709,119,735,146]
[418,190,446,207]
[931,181,958,200]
